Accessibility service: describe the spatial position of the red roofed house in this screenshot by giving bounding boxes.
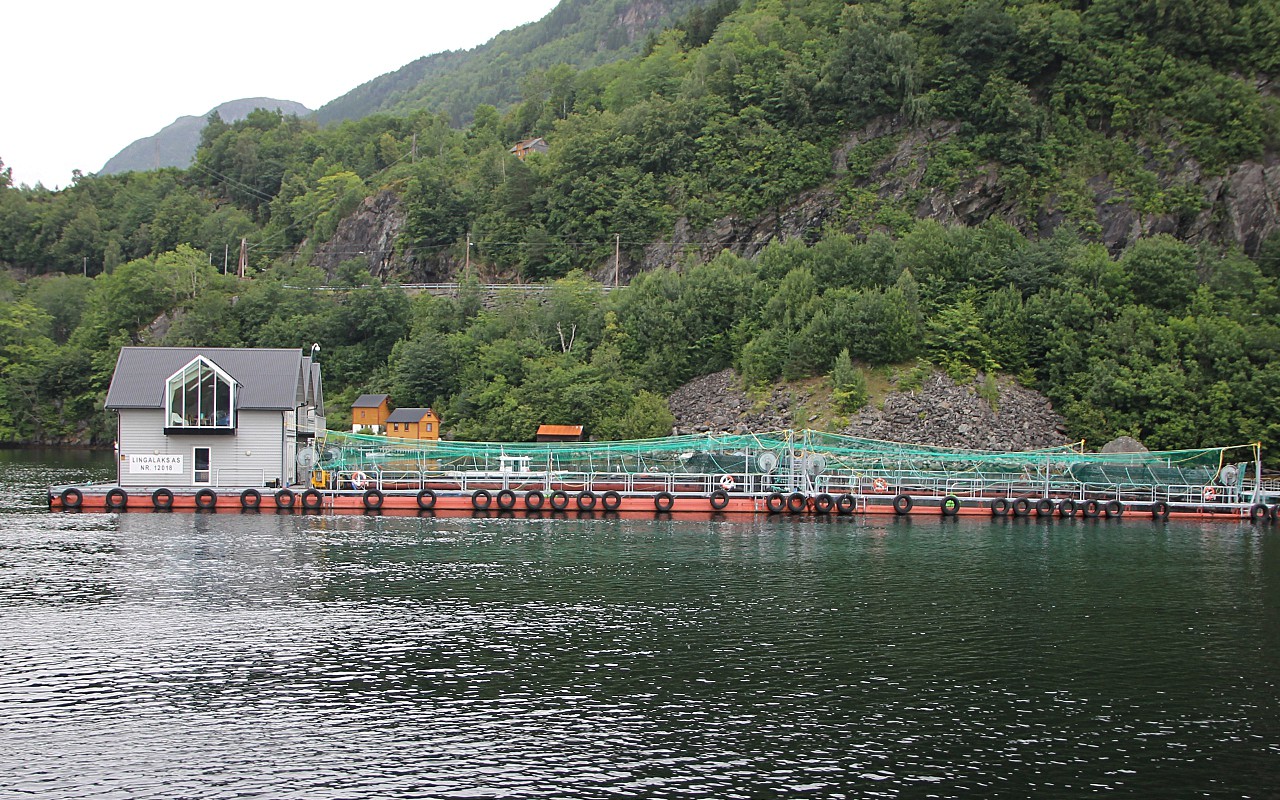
[536,424,585,442]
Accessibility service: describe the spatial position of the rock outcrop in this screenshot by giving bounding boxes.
[668,368,1069,451]
[840,373,1069,451]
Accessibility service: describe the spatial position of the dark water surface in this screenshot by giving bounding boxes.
[2,450,1278,798]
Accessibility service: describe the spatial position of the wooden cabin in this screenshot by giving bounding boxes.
[104,347,325,488]
[536,424,586,442]
[386,407,441,441]
[509,137,549,160]
[351,394,391,433]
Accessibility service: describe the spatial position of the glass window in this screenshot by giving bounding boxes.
[166,357,236,430]
[194,447,211,484]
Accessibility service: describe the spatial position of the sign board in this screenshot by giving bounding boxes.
[128,454,184,475]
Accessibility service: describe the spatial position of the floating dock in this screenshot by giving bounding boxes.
[50,430,1279,522]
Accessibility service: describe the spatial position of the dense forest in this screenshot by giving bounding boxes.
[1,0,1278,463]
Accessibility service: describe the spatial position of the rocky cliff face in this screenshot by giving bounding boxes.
[311,191,418,281]
[668,368,1068,452]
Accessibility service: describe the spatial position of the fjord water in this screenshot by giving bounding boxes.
[2,450,1278,799]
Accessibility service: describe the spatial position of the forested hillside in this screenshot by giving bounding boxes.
[313,0,725,125]
[1,0,1278,463]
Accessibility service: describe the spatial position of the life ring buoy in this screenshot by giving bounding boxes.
[873,477,889,493]
[302,489,323,510]
[765,492,786,514]
[892,494,913,515]
[363,488,384,510]
[351,471,370,490]
[719,475,736,491]
[59,487,83,510]
[152,488,174,510]
[1203,486,1217,501]
[524,490,544,510]
[710,489,730,510]
[812,494,835,514]
[497,489,518,510]
[654,491,674,512]
[786,492,807,514]
[195,488,218,510]
[471,489,492,510]
[941,495,961,517]
[602,491,622,511]
[274,488,295,509]
[240,488,261,510]
[105,488,129,510]
[417,488,437,510]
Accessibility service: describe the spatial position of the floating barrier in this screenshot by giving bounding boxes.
[49,430,1278,522]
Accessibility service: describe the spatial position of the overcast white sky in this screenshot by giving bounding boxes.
[2,0,561,189]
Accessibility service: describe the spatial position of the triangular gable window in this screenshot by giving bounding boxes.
[165,356,237,431]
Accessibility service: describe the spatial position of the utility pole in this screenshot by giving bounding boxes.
[411,132,418,163]
[238,238,247,279]
[223,243,229,275]
[82,256,87,277]
[614,233,620,287]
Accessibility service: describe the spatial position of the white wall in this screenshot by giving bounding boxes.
[116,409,287,487]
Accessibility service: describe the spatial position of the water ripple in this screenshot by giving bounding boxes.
[1,452,1278,797]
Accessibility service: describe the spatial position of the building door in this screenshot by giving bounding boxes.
[194,447,211,485]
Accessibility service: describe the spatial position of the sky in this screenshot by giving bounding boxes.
[1,0,561,189]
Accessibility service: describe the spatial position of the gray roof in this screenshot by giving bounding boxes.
[386,407,435,424]
[105,347,316,411]
[352,394,389,408]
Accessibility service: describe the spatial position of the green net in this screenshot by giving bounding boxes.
[311,429,1256,488]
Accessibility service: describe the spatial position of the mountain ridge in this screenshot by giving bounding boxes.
[99,97,310,176]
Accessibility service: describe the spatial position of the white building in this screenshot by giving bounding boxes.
[104,347,325,488]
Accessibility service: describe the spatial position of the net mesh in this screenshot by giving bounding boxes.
[311,429,1254,488]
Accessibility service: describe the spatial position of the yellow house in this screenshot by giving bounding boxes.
[351,394,391,433]
[386,407,441,440]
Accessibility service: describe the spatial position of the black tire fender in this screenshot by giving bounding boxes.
[105,488,129,510]
[152,488,175,510]
[240,488,261,510]
[194,488,217,510]
[60,487,83,509]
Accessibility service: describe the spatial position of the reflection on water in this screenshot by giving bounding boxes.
[1,450,1278,798]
